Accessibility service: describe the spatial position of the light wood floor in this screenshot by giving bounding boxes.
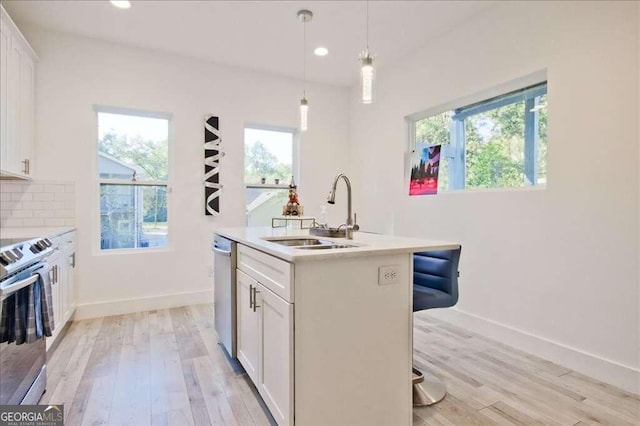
[40,305,640,425]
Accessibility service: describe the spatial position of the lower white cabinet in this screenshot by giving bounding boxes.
[222,236,413,425]
[236,266,293,426]
[46,230,76,350]
[47,244,62,338]
[62,233,76,321]
[236,269,259,384]
[256,282,293,426]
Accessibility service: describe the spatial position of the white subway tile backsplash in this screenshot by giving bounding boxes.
[0,201,21,210]
[22,218,45,227]
[12,192,32,201]
[55,209,74,218]
[44,184,65,193]
[13,210,34,218]
[34,210,55,218]
[44,201,65,210]
[43,218,65,226]
[2,218,23,227]
[1,183,22,193]
[0,180,76,229]
[54,192,74,201]
[25,184,44,193]
[22,201,45,210]
[33,193,54,201]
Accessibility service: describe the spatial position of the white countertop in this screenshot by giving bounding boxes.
[215,227,459,262]
[0,226,75,240]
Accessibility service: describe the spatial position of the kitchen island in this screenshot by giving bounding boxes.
[214,227,459,426]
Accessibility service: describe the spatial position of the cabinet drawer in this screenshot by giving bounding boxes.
[61,231,75,252]
[238,244,293,302]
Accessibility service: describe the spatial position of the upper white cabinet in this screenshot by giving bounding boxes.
[0,5,37,179]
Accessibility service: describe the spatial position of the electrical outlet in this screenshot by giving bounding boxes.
[378,265,399,285]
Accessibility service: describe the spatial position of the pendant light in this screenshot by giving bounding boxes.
[360,0,374,104]
[297,10,312,132]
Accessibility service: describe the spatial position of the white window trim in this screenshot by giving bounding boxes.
[405,70,548,193]
[244,123,300,189]
[406,70,547,152]
[92,105,174,255]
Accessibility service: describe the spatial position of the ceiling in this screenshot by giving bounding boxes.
[2,0,496,87]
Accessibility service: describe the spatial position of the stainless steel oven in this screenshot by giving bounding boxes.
[0,237,53,405]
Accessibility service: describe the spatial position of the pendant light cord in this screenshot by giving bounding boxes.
[303,16,307,97]
[366,0,369,52]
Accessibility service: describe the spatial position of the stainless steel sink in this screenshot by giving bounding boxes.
[268,238,326,246]
[263,237,357,250]
[296,244,355,250]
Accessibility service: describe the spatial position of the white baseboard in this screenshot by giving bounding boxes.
[426,308,640,395]
[74,290,213,320]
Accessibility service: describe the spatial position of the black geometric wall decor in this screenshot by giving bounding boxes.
[204,115,224,215]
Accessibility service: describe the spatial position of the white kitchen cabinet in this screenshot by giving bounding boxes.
[0,5,37,179]
[236,245,293,426]
[47,239,62,339]
[61,231,76,321]
[236,269,260,384]
[222,234,414,425]
[45,230,77,350]
[257,283,293,426]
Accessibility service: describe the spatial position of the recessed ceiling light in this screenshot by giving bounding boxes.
[314,47,329,57]
[110,1,131,9]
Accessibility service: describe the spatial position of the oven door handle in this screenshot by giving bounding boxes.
[212,246,232,256]
[0,274,39,301]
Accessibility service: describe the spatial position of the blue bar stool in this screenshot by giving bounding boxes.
[412,247,462,406]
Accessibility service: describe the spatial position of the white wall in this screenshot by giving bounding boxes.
[21,27,350,319]
[349,2,639,393]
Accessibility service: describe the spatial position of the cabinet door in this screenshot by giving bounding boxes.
[0,17,9,164]
[2,33,22,175]
[19,53,34,176]
[59,254,69,322]
[48,253,61,335]
[66,252,75,317]
[257,284,293,426]
[236,269,259,384]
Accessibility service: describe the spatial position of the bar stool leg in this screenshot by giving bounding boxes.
[412,367,446,406]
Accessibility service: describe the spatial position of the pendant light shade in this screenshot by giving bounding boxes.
[297,10,313,132]
[300,97,309,131]
[361,52,374,104]
[360,1,374,104]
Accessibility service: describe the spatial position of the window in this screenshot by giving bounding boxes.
[96,107,170,250]
[410,82,547,191]
[245,126,298,227]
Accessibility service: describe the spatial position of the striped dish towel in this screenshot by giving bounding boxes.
[0,293,16,343]
[37,266,55,337]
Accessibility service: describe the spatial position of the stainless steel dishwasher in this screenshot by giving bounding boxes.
[212,235,237,358]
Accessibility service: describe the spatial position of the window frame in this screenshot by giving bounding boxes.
[93,105,173,254]
[406,71,547,193]
[243,124,299,226]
